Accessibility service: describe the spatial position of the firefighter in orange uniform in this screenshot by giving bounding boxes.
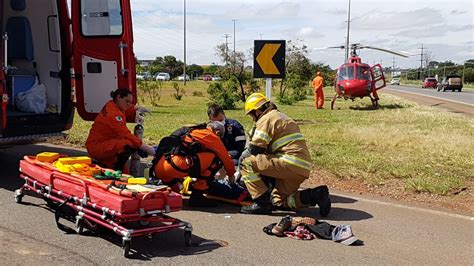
[239,93,331,215]
[312,71,324,109]
[86,88,155,170]
[152,122,235,207]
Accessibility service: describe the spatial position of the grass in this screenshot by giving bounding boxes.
[66,81,474,195]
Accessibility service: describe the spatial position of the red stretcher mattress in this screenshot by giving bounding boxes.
[19,159,182,214]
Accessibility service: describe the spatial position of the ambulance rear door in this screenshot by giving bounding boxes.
[71,0,136,121]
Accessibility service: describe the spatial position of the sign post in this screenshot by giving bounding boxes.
[253,40,286,100]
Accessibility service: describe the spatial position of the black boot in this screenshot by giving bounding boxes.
[300,185,331,217]
[188,190,217,207]
[240,192,273,215]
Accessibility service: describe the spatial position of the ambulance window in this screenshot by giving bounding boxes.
[81,0,123,36]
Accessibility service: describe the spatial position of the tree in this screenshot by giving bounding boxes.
[163,55,184,78]
[278,39,312,103]
[187,64,204,79]
[215,44,251,102]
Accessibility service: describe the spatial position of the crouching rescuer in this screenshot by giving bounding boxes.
[151,122,235,207]
[240,93,331,216]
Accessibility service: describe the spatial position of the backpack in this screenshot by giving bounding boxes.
[150,124,221,181]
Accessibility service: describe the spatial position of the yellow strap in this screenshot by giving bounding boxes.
[278,154,312,171]
[253,129,271,144]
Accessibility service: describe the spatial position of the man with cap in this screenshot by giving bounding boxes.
[239,93,331,215]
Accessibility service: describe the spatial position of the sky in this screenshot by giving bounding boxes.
[130,0,474,69]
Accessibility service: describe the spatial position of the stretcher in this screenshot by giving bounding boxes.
[14,155,192,257]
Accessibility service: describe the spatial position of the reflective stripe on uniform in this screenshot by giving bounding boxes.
[278,154,312,171]
[235,135,246,142]
[241,160,262,183]
[271,133,305,152]
[253,130,271,144]
[286,193,298,209]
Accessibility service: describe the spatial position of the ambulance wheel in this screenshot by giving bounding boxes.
[184,231,192,247]
[122,240,131,258]
[14,189,23,204]
[75,218,84,234]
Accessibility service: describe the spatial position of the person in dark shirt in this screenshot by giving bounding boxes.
[207,104,246,166]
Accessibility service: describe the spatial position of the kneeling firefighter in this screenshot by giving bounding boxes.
[239,93,331,215]
[151,122,235,207]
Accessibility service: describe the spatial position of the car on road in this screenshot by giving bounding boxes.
[136,72,152,81]
[155,72,170,81]
[437,75,463,92]
[390,78,400,85]
[178,74,190,81]
[422,77,437,89]
[211,76,222,81]
[203,74,212,81]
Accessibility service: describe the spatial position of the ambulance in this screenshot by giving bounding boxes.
[1,0,137,145]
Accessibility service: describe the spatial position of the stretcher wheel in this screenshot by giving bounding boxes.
[14,189,23,204]
[122,239,131,258]
[184,231,192,247]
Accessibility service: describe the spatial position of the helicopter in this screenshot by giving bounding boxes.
[324,43,409,109]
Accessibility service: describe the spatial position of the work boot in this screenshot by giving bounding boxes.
[188,190,217,208]
[300,185,331,217]
[240,192,273,215]
[312,185,331,217]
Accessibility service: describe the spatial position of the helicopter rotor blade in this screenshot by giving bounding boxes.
[312,45,345,50]
[360,45,410,58]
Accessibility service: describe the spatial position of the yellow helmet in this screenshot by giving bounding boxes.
[245,93,269,114]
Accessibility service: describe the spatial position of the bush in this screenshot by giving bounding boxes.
[171,82,185,100]
[207,81,238,109]
[137,80,162,106]
[192,90,204,97]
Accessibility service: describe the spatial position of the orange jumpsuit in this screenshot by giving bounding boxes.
[86,100,141,169]
[154,128,235,192]
[312,75,324,109]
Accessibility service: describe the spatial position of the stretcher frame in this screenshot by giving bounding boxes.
[15,164,193,258]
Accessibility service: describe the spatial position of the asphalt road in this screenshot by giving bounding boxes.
[384,85,474,117]
[0,143,473,264]
[385,85,474,106]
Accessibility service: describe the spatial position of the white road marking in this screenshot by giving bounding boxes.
[385,88,474,107]
[333,193,474,221]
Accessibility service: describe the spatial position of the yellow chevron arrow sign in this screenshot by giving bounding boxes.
[256,43,281,75]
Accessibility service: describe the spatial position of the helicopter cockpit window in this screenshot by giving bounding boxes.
[357,66,371,80]
[337,66,354,81]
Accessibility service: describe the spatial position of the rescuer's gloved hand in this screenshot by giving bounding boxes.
[140,143,156,156]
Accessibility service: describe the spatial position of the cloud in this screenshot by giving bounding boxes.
[450,9,468,15]
[350,8,444,31]
[325,8,347,16]
[224,2,300,20]
[449,24,473,32]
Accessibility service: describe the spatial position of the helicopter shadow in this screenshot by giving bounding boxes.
[349,103,406,111]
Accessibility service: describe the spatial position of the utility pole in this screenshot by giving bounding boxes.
[232,19,237,69]
[418,43,425,80]
[223,33,231,65]
[259,34,263,40]
[183,0,187,85]
[392,56,396,70]
[345,0,351,61]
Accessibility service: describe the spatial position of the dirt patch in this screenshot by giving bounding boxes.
[304,169,474,216]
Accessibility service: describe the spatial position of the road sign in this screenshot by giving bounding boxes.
[254,40,285,79]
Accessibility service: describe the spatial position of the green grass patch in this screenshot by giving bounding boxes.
[67,81,474,195]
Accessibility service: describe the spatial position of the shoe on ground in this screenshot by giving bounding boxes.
[271,215,293,236]
[240,202,272,215]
